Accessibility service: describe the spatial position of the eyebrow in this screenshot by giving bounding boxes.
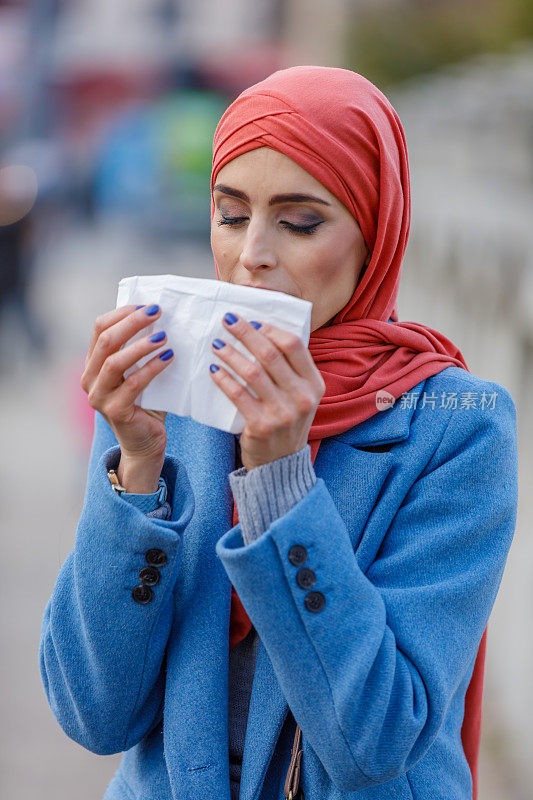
[213,183,331,207]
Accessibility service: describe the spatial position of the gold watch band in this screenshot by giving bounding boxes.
[107,469,126,494]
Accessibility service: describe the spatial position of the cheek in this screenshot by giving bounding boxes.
[210,223,220,253]
[210,226,232,266]
[294,228,358,300]
[301,240,346,286]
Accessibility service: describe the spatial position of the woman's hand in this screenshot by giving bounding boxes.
[209,312,325,471]
[81,304,174,483]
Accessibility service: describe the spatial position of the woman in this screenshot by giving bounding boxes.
[39,66,518,800]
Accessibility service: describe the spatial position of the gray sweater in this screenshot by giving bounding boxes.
[123,437,316,799]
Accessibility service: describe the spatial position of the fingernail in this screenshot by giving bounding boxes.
[249,320,261,329]
[224,312,238,325]
[135,305,145,310]
[212,338,226,349]
[145,304,160,315]
[159,349,173,360]
[210,363,220,372]
[150,331,166,342]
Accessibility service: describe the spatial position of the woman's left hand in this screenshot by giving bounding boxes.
[209,312,326,471]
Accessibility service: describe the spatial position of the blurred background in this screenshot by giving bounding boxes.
[1,0,532,797]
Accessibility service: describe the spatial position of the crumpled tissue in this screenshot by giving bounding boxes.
[115,274,313,434]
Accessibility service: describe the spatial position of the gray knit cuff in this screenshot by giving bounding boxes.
[145,501,172,520]
[228,444,316,546]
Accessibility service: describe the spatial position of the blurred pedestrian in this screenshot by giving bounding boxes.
[0,163,49,362]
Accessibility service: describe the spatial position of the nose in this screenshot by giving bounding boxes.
[239,219,277,274]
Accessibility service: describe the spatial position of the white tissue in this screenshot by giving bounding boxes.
[115,274,313,434]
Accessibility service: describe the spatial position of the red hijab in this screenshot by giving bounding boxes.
[211,65,484,798]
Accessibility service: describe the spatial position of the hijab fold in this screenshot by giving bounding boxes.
[211,66,482,798]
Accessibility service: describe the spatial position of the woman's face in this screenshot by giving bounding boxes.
[211,147,370,332]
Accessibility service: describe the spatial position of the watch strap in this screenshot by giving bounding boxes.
[107,469,126,494]
[107,470,167,506]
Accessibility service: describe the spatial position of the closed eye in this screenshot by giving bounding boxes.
[217,215,324,236]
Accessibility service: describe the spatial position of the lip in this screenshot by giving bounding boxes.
[239,284,289,294]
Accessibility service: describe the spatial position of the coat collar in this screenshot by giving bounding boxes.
[328,390,418,448]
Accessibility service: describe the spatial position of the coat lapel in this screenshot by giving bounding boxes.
[238,399,418,800]
[163,416,237,800]
[238,637,291,800]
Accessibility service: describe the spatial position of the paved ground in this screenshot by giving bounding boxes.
[0,220,521,798]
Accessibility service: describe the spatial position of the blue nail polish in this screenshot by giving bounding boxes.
[210,363,220,372]
[150,331,166,342]
[212,338,226,349]
[249,320,262,329]
[146,304,160,315]
[224,312,238,325]
[159,349,173,360]
[135,304,145,310]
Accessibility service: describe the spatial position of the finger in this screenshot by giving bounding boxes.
[97,348,174,419]
[220,313,301,392]
[258,321,321,378]
[86,304,139,364]
[208,362,261,422]
[210,337,279,403]
[93,328,170,400]
[258,321,326,394]
[83,304,162,393]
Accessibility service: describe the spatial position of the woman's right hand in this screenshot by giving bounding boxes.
[81,303,174,464]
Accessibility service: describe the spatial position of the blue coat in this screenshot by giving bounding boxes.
[39,365,518,800]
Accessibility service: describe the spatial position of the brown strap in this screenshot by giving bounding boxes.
[283,723,302,799]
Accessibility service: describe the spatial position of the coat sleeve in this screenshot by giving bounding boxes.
[215,386,518,791]
[121,481,171,515]
[38,411,195,755]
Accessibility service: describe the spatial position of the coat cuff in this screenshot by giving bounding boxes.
[121,478,169,514]
[228,444,316,545]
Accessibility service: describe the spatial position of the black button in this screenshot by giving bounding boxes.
[296,567,316,590]
[145,548,167,567]
[288,545,307,566]
[139,565,160,586]
[304,591,325,613]
[132,584,154,604]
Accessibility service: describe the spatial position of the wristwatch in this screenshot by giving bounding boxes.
[107,469,167,504]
